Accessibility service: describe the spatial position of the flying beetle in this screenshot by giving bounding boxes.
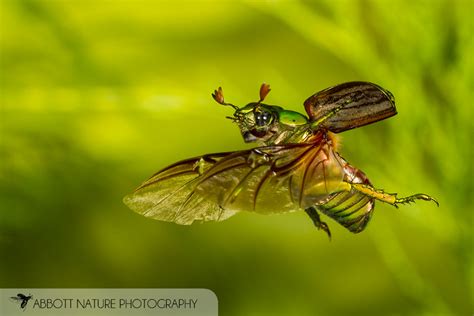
[124,82,438,237]
[10,293,33,309]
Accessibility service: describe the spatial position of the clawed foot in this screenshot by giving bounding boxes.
[394,193,439,208]
[304,207,332,240]
[318,221,332,240]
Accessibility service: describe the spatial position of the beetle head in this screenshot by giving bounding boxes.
[212,84,308,145]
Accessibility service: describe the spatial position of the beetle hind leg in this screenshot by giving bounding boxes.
[393,193,439,207]
[304,207,331,239]
[350,183,439,208]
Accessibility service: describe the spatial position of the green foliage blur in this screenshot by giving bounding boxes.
[0,0,472,315]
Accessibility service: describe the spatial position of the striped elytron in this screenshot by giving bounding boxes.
[124,82,438,237]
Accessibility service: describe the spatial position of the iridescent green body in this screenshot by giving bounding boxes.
[231,102,310,145]
[124,82,438,237]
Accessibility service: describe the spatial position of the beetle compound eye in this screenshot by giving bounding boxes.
[255,111,272,126]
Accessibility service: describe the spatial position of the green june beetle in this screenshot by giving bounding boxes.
[124,82,438,238]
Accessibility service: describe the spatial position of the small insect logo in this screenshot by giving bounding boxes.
[10,293,33,310]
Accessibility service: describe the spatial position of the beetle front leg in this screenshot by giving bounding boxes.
[350,183,439,208]
[304,207,331,239]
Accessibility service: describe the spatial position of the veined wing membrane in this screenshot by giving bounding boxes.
[124,139,346,224]
[124,153,237,224]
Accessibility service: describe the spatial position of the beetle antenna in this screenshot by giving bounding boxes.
[257,83,271,104]
[253,83,271,112]
[212,87,239,110]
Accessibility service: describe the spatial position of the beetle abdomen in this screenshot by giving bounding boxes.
[304,81,397,133]
[316,189,374,233]
[316,161,375,233]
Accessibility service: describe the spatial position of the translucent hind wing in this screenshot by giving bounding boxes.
[193,146,300,214]
[124,138,347,223]
[124,153,237,224]
[288,142,346,209]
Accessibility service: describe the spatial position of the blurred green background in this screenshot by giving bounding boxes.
[0,0,472,315]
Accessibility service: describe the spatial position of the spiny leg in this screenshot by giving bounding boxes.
[350,183,439,208]
[304,207,331,239]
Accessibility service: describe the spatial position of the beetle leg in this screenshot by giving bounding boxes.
[391,194,439,207]
[304,207,331,239]
[350,183,439,207]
